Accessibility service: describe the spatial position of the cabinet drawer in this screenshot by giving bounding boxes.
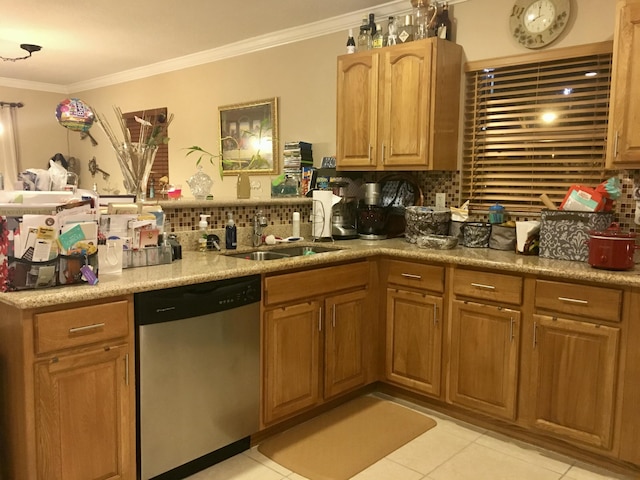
[35,300,130,354]
[264,261,368,306]
[453,269,522,305]
[386,260,444,293]
[534,280,622,322]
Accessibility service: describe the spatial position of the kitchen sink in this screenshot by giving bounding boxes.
[226,245,342,261]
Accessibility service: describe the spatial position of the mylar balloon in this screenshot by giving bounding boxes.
[55,98,94,132]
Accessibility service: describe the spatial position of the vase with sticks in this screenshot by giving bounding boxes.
[95,106,173,201]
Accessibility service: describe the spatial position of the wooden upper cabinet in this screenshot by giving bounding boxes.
[336,52,379,167]
[336,38,462,171]
[606,0,640,168]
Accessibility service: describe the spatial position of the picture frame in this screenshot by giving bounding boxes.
[219,97,279,175]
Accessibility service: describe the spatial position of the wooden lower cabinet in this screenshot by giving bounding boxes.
[0,296,135,480]
[35,345,131,480]
[448,300,520,420]
[385,288,443,396]
[262,262,370,426]
[528,314,620,449]
[263,301,322,424]
[324,289,367,399]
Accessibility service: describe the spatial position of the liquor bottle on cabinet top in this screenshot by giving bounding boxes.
[398,14,414,43]
[346,28,356,54]
[368,13,377,36]
[413,0,429,40]
[438,2,452,41]
[372,23,384,48]
[386,16,398,46]
[357,17,371,51]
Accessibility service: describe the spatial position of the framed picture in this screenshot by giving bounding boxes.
[219,97,279,175]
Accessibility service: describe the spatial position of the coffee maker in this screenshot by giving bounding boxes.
[330,181,358,239]
[357,183,387,240]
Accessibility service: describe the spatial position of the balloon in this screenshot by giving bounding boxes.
[55,98,94,132]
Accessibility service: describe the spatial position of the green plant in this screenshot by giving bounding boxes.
[184,145,224,179]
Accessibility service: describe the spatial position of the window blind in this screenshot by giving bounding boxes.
[462,43,613,213]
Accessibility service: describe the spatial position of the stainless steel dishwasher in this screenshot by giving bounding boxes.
[134,275,261,480]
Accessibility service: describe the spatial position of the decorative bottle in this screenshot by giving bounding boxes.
[372,24,384,48]
[438,2,452,41]
[414,0,429,40]
[398,15,414,44]
[386,16,398,46]
[225,212,237,250]
[346,29,356,54]
[357,18,371,51]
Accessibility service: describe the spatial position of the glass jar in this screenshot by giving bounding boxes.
[187,166,213,200]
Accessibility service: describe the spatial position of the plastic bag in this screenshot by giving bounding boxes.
[48,159,68,191]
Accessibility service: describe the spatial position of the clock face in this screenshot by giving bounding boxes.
[523,0,556,33]
[510,0,570,49]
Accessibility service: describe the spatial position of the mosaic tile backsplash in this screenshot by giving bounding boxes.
[164,170,640,236]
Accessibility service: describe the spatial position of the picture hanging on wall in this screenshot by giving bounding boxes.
[218,97,279,175]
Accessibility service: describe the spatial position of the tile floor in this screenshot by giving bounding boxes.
[186,394,637,480]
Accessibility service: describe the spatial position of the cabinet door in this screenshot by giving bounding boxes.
[324,288,367,399]
[607,0,640,168]
[386,288,442,396]
[449,301,520,420]
[35,345,131,480]
[336,52,380,168]
[263,301,322,424]
[380,41,433,168]
[529,314,619,449]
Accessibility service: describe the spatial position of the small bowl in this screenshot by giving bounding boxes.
[416,234,458,250]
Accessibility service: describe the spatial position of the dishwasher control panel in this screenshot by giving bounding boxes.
[134,275,261,325]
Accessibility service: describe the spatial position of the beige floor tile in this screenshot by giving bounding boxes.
[244,446,293,476]
[184,453,286,480]
[286,473,309,480]
[351,457,425,480]
[429,442,562,480]
[475,432,573,474]
[564,462,638,480]
[386,427,473,475]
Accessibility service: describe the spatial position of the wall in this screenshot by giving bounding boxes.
[0,87,69,170]
[1,0,617,196]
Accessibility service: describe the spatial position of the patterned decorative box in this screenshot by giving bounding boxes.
[539,210,615,262]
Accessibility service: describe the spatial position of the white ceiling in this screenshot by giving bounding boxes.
[0,0,406,93]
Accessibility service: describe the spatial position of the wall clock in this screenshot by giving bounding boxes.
[510,0,571,49]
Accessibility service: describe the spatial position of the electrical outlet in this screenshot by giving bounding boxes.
[435,193,446,208]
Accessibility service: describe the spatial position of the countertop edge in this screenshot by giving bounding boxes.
[2,239,638,309]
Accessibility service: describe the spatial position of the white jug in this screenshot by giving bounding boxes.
[312,190,341,239]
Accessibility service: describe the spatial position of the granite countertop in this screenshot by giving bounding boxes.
[2,238,639,310]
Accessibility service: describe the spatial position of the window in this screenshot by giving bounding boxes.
[462,42,613,213]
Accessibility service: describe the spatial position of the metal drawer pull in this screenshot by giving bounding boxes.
[69,322,106,334]
[332,305,336,328]
[533,322,538,348]
[401,273,422,280]
[509,317,514,342]
[318,307,323,332]
[558,297,588,305]
[381,143,386,164]
[433,304,438,326]
[471,283,496,290]
[125,353,129,386]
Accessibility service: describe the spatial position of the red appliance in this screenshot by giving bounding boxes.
[587,225,639,270]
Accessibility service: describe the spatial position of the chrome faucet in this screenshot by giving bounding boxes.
[252,210,268,247]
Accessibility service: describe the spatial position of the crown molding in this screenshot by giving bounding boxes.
[3,0,467,94]
[0,76,68,94]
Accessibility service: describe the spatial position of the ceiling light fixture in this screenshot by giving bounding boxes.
[1,43,42,62]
